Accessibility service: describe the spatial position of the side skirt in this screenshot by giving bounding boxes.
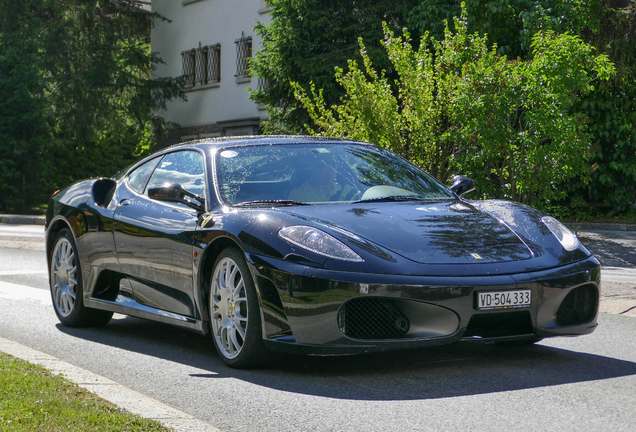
[84,296,208,335]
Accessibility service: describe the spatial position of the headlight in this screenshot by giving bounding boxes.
[541,216,580,251]
[279,226,364,262]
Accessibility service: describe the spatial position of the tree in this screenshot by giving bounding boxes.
[251,0,600,136]
[294,15,614,206]
[0,1,54,211]
[0,0,184,212]
[408,0,636,212]
[567,1,636,214]
[407,0,599,57]
[250,0,420,134]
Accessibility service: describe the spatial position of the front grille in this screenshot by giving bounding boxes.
[338,298,410,340]
[464,311,533,338]
[556,284,598,326]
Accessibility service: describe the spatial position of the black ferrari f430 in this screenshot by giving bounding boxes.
[45,136,600,368]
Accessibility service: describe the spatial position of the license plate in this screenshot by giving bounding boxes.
[477,289,531,310]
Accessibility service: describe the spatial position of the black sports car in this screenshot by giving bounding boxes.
[46,136,600,368]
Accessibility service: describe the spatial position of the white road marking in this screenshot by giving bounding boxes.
[0,270,49,276]
[0,225,45,237]
[601,266,636,284]
[0,281,50,304]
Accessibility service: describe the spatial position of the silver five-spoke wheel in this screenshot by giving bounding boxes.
[51,236,78,317]
[211,256,249,359]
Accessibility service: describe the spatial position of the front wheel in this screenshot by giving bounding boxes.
[49,228,113,327]
[210,247,268,368]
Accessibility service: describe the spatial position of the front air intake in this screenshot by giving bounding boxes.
[464,310,534,338]
[556,284,598,326]
[338,298,410,340]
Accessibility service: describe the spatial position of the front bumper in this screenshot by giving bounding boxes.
[248,254,600,355]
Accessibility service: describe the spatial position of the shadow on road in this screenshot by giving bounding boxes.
[579,232,636,268]
[56,316,636,401]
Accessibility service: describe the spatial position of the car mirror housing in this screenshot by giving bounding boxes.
[148,183,205,212]
[449,175,476,196]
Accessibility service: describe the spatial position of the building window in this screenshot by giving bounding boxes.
[235,32,252,80]
[257,77,269,92]
[181,43,221,88]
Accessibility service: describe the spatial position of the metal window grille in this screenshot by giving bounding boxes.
[257,77,270,92]
[235,33,252,78]
[181,44,221,87]
[182,49,197,87]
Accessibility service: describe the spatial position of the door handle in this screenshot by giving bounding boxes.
[119,199,131,206]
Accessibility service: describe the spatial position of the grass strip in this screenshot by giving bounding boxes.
[0,352,172,432]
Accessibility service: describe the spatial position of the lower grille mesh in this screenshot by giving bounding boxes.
[338,298,410,340]
[556,284,598,326]
[464,311,533,338]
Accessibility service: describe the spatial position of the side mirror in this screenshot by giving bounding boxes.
[148,183,205,212]
[449,175,476,196]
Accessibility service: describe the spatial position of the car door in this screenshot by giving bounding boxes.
[114,150,207,318]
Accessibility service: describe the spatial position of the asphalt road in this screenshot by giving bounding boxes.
[1,224,636,431]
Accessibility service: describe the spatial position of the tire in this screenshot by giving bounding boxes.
[209,247,267,368]
[49,228,113,327]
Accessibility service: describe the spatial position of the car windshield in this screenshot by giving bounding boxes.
[215,143,455,205]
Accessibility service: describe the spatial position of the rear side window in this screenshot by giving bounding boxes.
[127,157,161,194]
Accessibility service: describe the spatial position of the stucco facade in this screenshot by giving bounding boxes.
[152,0,270,142]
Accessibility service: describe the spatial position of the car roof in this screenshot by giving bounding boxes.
[121,136,373,179]
[169,135,366,151]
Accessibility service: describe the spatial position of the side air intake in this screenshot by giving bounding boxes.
[556,284,598,326]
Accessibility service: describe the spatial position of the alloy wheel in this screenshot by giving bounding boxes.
[51,237,78,317]
[211,256,249,359]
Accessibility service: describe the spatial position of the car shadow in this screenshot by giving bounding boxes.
[578,233,636,268]
[56,316,636,401]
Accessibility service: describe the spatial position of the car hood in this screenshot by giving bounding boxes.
[278,200,534,265]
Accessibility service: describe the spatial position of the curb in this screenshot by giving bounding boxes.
[0,215,46,226]
[0,336,220,432]
[566,222,636,232]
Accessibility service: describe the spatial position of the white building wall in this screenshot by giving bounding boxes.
[152,0,271,138]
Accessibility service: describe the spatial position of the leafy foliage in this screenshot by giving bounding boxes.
[407,0,599,57]
[568,1,636,213]
[451,28,613,205]
[249,0,420,134]
[295,14,614,206]
[0,0,184,212]
[407,0,636,212]
[254,0,636,213]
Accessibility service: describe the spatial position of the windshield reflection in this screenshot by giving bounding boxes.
[216,144,454,205]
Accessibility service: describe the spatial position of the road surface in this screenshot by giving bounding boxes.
[1,224,635,432]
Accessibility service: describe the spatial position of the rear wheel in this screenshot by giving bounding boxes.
[49,228,113,327]
[210,247,267,368]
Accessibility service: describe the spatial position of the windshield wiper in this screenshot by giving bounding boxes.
[234,199,311,207]
[352,195,425,204]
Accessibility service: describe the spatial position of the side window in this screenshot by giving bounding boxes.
[145,151,206,200]
[127,157,161,194]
